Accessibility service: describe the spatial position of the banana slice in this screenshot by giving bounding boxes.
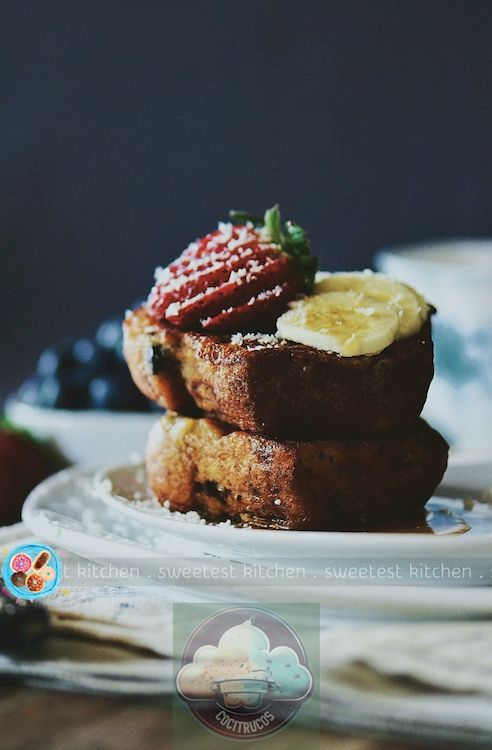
[276,291,400,356]
[315,270,428,338]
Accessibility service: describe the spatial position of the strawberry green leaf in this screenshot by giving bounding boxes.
[229,210,263,226]
[263,204,283,245]
[229,205,319,293]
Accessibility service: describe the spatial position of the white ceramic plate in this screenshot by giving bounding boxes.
[21,461,492,617]
[91,459,492,559]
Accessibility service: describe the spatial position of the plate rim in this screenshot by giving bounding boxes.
[91,460,492,551]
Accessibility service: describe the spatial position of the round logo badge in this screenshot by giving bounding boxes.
[176,606,313,740]
[2,543,62,600]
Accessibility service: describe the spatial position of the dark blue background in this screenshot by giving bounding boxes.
[2,0,492,396]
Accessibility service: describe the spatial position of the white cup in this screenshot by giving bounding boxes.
[375,239,492,457]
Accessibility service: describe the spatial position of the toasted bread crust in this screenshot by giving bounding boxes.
[124,307,434,438]
[146,414,448,531]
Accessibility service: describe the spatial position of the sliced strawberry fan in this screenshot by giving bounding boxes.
[146,205,318,333]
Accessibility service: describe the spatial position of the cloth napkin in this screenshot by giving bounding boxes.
[319,624,492,746]
[2,523,492,746]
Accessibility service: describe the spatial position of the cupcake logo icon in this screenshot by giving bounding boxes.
[176,607,313,739]
[1,543,62,600]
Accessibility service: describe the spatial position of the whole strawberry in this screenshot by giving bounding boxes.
[147,205,318,333]
[0,419,58,525]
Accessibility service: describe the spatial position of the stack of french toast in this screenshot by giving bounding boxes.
[123,206,448,531]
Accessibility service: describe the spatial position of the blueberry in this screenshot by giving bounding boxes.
[17,376,44,406]
[37,376,62,408]
[36,337,76,377]
[38,372,88,410]
[145,344,169,375]
[89,371,146,411]
[72,338,97,367]
[73,338,116,377]
[96,318,123,354]
[64,372,90,408]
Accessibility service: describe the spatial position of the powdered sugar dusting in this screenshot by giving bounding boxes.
[230,332,286,349]
[95,467,249,529]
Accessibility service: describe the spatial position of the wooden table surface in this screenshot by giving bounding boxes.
[0,682,450,750]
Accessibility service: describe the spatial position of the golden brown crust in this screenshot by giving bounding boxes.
[145,414,449,531]
[124,307,434,438]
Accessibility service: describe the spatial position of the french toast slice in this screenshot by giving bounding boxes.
[146,413,448,531]
[124,307,434,438]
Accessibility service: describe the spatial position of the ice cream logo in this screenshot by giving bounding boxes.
[176,607,313,739]
[1,543,62,600]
